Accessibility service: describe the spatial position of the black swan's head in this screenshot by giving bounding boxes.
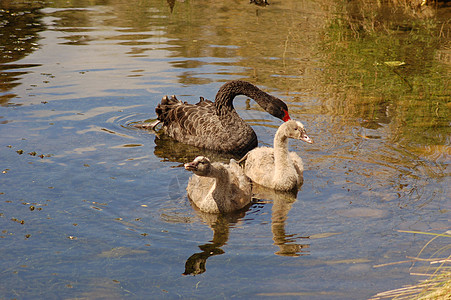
[184,156,212,176]
[264,96,291,122]
[215,80,291,122]
[283,120,313,144]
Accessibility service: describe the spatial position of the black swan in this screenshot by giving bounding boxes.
[148,80,291,154]
[241,120,312,191]
[184,156,252,213]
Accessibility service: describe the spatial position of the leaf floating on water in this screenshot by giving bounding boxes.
[358,134,381,139]
[384,61,406,67]
[16,150,24,155]
[310,232,343,239]
[339,207,387,218]
[67,236,77,240]
[98,246,148,258]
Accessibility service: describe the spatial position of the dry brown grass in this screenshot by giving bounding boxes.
[370,230,451,300]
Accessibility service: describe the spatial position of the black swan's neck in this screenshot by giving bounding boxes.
[214,80,290,121]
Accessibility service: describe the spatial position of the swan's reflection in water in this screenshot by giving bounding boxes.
[183,209,246,276]
[182,185,309,275]
[153,131,243,164]
[252,184,310,257]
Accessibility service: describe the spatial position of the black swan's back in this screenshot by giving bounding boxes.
[155,80,290,154]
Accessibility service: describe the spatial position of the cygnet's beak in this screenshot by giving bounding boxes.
[300,133,313,144]
[184,162,197,171]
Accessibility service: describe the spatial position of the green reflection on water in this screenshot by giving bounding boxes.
[321,0,450,154]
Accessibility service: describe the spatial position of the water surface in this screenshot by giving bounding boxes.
[0,0,449,299]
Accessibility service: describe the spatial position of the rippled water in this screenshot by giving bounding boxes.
[0,0,450,299]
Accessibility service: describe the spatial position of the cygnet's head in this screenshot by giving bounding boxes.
[283,120,313,144]
[184,156,212,176]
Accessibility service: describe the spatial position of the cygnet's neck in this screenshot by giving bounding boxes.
[205,164,230,186]
[273,127,291,176]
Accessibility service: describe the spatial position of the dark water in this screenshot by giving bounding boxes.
[0,0,449,299]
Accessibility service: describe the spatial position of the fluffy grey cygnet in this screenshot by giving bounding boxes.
[242,120,313,192]
[185,156,252,213]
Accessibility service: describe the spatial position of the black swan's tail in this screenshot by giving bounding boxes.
[133,95,184,130]
[155,95,183,123]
